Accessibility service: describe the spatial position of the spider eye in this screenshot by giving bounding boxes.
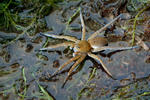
[76,45,80,49]
[74,45,80,52]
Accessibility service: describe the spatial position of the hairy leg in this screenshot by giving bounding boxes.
[80,10,86,40]
[92,46,139,52]
[40,42,75,51]
[88,52,112,77]
[88,14,122,40]
[41,32,79,42]
[52,55,81,76]
[64,54,86,82]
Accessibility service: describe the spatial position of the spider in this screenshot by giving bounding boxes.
[40,11,138,82]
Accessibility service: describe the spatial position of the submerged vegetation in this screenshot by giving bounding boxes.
[0,0,63,30]
[0,0,20,30]
[111,75,150,100]
[127,0,150,12]
[0,0,64,45]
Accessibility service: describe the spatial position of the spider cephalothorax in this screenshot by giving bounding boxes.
[74,40,91,53]
[40,10,137,83]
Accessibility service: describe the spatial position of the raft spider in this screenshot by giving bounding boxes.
[40,11,138,82]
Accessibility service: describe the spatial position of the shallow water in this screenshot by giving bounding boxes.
[0,0,150,100]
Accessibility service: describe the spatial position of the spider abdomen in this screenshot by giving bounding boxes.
[88,37,108,49]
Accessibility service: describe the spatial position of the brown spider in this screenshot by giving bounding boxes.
[40,11,138,82]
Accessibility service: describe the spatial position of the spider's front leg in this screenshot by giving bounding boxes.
[64,54,86,83]
[52,55,81,77]
[72,51,81,57]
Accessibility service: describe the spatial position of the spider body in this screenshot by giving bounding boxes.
[40,11,138,83]
[74,40,91,53]
[88,37,108,50]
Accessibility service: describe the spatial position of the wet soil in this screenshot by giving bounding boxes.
[0,0,150,100]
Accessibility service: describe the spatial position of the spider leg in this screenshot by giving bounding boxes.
[40,42,75,51]
[52,55,81,77]
[41,32,79,42]
[64,54,86,83]
[88,14,122,40]
[92,46,139,52]
[80,10,86,40]
[88,52,112,77]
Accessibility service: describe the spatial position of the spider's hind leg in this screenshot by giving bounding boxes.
[92,46,139,52]
[88,14,122,40]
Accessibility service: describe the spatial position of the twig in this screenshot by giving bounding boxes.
[135,36,149,51]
